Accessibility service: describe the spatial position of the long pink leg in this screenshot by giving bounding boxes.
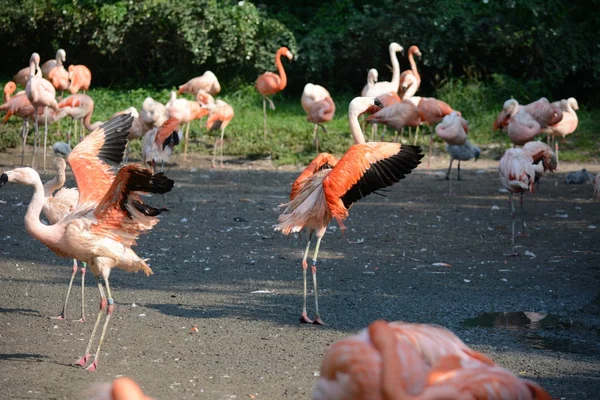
[300,236,313,324]
[76,276,106,368]
[86,278,115,372]
[79,263,87,322]
[53,259,78,320]
[311,234,325,326]
[43,106,48,172]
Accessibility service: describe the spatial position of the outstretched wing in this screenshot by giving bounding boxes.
[323,143,423,221]
[290,153,339,200]
[67,114,133,208]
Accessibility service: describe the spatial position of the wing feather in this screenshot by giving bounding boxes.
[290,153,339,200]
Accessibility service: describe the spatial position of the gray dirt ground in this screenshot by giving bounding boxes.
[0,148,599,399]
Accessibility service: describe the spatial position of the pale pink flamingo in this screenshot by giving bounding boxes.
[0,114,174,371]
[435,112,471,191]
[165,91,209,159]
[314,320,550,400]
[362,92,402,141]
[522,141,557,192]
[301,83,336,153]
[26,52,59,172]
[366,99,421,143]
[399,45,422,100]
[493,98,562,133]
[203,99,234,168]
[56,94,102,145]
[275,97,422,325]
[142,117,182,173]
[364,42,404,97]
[1,88,39,165]
[41,157,86,321]
[13,63,33,88]
[140,97,170,128]
[544,97,578,162]
[507,109,543,146]
[178,71,221,96]
[41,49,67,78]
[255,46,293,140]
[499,148,536,255]
[360,68,378,96]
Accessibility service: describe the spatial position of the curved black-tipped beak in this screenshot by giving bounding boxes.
[374,98,384,108]
[0,173,8,188]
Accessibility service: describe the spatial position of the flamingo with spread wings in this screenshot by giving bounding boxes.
[0,114,174,371]
[275,97,423,325]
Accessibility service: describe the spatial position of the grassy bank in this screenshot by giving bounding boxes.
[1,80,598,165]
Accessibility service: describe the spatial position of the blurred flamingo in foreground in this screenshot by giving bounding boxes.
[0,115,174,371]
[87,377,152,400]
[275,97,422,325]
[203,99,234,168]
[301,83,336,153]
[314,320,550,400]
[256,46,293,140]
[178,71,221,96]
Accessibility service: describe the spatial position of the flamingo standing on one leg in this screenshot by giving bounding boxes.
[0,114,175,372]
[41,157,86,321]
[499,148,535,256]
[203,100,234,168]
[256,46,293,140]
[301,84,335,153]
[25,52,59,172]
[435,112,472,193]
[314,320,550,400]
[275,97,423,325]
[544,97,578,163]
[178,71,221,96]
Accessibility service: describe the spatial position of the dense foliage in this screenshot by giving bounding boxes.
[0,0,598,102]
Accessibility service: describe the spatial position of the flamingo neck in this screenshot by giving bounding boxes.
[275,51,288,90]
[83,106,100,131]
[402,81,418,100]
[56,53,63,67]
[389,47,401,90]
[43,169,66,197]
[24,178,56,247]
[29,60,36,79]
[348,109,366,144]
[408,52,420,82]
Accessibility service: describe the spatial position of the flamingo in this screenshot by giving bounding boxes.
[522,141,557,192]
[275,97,423,325]
[544,97,578,162]
[366,98,420,142]
[499,148,536,255]
[142,117,182,173]
[178,71,221,96]
[3,81,17,102]
[435,112,474,192]
[47,63,70,96]
[165,91,208,159]
[67,64,92,94]
[56,94,102,145]
[413,97,457,168]
[360,68,378,96]
[399,45,422,100]
[445,140,480,181]
[364,42,404,97]
[0,114,174,371]
[41,49,67,78]
[203,99,235,168]
[1,86,39,165]
[314,320,550,400]
[26,52,59,172]
[301,84,336,153]
[493,98,562,133]
[40,157,86,321]
[140,97,170,128]
[255,46,293,140]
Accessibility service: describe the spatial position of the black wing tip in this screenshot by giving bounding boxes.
[97,114,134,166]
[150,173,175,194]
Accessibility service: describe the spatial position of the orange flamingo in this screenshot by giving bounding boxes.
[360,68,379,96]
[26,52,59,172]
[203,99,235,168]
[67,64,92,94]
[314,320,550,400]
[41,49,67,78]
[3,81,17,102]
[544,97,578,162]
[275,97,423,325]
[40,157,86,321]
[142,117,182,173]
[47,63,70,95]
[255,46,293,140]
[301,83,336,153]
[364,42,404,97]
[56,94,102,145]
[413,97,457,168]
[0,114,174,371]
[399,45,422,100]
[499,148,536,255]
[178,71,221,96]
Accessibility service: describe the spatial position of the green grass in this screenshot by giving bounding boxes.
[1,78,598,165]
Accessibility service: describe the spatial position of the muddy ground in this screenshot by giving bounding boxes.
[0,148,599,399]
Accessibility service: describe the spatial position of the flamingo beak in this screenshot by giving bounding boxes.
[374,98,384,108]
[0,173,8,188]
[286,51,293,60]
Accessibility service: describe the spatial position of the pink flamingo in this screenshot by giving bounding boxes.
[435,112,472,191]
[203,99,235,168]
[67,64,92,94]
[301,84,336,153]
[3,81,17,102]
[255,47,293,140]
[47,63,70,95]
[366,99,421,143]
[0,114,174,372]
[360,68,378,96]
[314,320,550,400]
[86,377,152,400]
[364,42,404,97]
[522,141,557,192]
[493,98,562,133]
[166,91,209,159]
[142,117,182,173]
[544,97,578,162]
[499,148,536,255]
[399,45,422,100]
[1,86,40,165]
[41,157,86,321]
[140,97,170,128]
[275,97,423,325]
[26,52,59,172]
[178,71,221,96]
[362,92,402,141]
[41,49,67,78]
[56,94,102,145]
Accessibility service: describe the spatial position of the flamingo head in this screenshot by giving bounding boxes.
[0,167,40,188]
[390,42,404,54]
[57,49,66,62]
[30,53,41,66]
[409,45,422,57]
[279,47,293,61]
[52,157,67,172]
[367,68,378,84]
[568,97,579,111]
[4,81,16,97]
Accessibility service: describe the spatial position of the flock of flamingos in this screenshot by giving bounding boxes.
[0,42,597,399]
